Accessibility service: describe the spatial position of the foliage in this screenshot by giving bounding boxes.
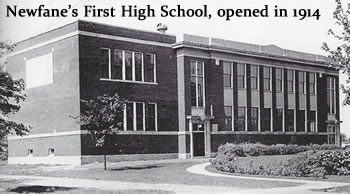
[211,146,350,178]
[322,0,350,105]
[0,41,30,141]
[71,92,127,170]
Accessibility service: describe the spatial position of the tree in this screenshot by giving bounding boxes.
[341,133,347,142]
[322,0,350,106]
[0,41,30,142]
[72,93,127,170]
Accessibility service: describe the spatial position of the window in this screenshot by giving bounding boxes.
[297,110,305,132]
[274,108,283,131]
[261,108,271,131]
[26,52,54,88]
[100,48,110,79]
[48,148,55,156]
[101,48,156,83]
[112,50,123,79]
[237,63,245,89]
[263,67,271,91]
[191,61,205,107]
[224,106,232,131]
[223,62,232,88]
[307,111,316,132]
[309,73,316,95]
[136,103,144,131]
[249,107,259,131]
[237,107,246,131]
[148,103,157,131]
[287,70,294,93]
[250,65,258,89]
[327,77,336,114]
[276,68,283,92]
[27,149,33,157]
[126,103,134,131]
[328,126,336,144]
[124,102,157,131]
[286,109,294,132]
[298,72,305,94]
[125,51,133,80]
[145,54,156,82]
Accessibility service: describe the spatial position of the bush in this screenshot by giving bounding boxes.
[211,148,350,178]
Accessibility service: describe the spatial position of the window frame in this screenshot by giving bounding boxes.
[237,63,246,89]
[327,77,336,114]
[287,70,295,93]
[298,71,306,94]
[224,106,233,131]
[147,103,158,131]
[249,65,259,90]
[275,68,283,92]
[223,61,233,88]
[191,61,205,107]
[236,106,246,131]
[263,67,271,91]
[309,72,316,95]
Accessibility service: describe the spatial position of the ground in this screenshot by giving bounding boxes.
[0,159,349,194]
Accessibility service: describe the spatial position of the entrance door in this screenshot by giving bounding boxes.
[192,124,205,157]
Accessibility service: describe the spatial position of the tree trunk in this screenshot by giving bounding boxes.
[103,136,107,170]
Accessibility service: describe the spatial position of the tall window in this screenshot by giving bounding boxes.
[298,72,305,94]
[274,108,283,131]
[237,107,246,131]
[112,50,123,79]
[224,106,232,131]
[147,103,157,131]
[191,61,205,107]
[327,77,336,114]
[250,65,258,89]
[261,108,271,131]
[125,51,133,80]
[249,107,259,131]
[309,73,316,95]
[263,67,271,91]
[307,111,316,132]
[100,48,110,79]
[126,103,134,131]
[237,63,245,89]
[276,68,283,92]
[101,48,156,83]
[287,70,294,93]
[286,109,294,132]
[135,103,144,131]
[223,62,232,88]
[145,54,156,82]
[297,110,305,132]
[134,52,143,81]
[328,126,336,144]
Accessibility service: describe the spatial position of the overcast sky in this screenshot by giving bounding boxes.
[1,0,349,137]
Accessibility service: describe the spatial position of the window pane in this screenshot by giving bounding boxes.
[145,54,155,83]
[223,75,231,87]
[264,79,270,90]
[223,62,231,74]
[191,76,197,106]
[223,62,232,88]
[263,67,270,78]
[148,104,156,131]
[276,80,282,92]
[112,50,122,79]
[251,65,258,77]
[100,49,109,79]
[297,110,305,132]
[198,77,204,107]
[237,76,245,88]
[276,68,282,79]
[237,107,245,131]
[191,61,196,75]
[286,109,294,132]
[126,103,134,131]
[135,53,142,81]
[224,106,232,131]
[136,103,143,131]
[288,81,294,92]
[261,108,271,131]
[274,109,283,131]
[125,52,133,80]
[249,108,258,131]
[251,78,257,89]
[287,70,294,81]
[197,62,204,75]
[238,64,245,76]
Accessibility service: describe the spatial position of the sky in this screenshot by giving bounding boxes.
[1,0,349,137]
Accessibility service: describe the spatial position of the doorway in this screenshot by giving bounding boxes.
[192,123,205,157]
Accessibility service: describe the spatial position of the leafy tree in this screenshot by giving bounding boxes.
[0,41,30,143]
[322,0,350,105]
[341,133,347,142]
[72,93,127,170]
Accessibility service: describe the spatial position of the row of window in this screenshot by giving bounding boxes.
[122,102,158,131]
[223,63,317,94]
[27,148,55,157]
[224,106,316,132]
[100,48,156,83]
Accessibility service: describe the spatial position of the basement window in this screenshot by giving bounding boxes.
[27,149,33,157]
[48,148,55,156]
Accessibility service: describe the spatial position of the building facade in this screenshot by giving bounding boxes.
[6,20,341,164]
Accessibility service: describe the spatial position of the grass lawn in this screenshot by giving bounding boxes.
[208,154,350,183]
[0,160,299,189]
[312,185,350,193]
